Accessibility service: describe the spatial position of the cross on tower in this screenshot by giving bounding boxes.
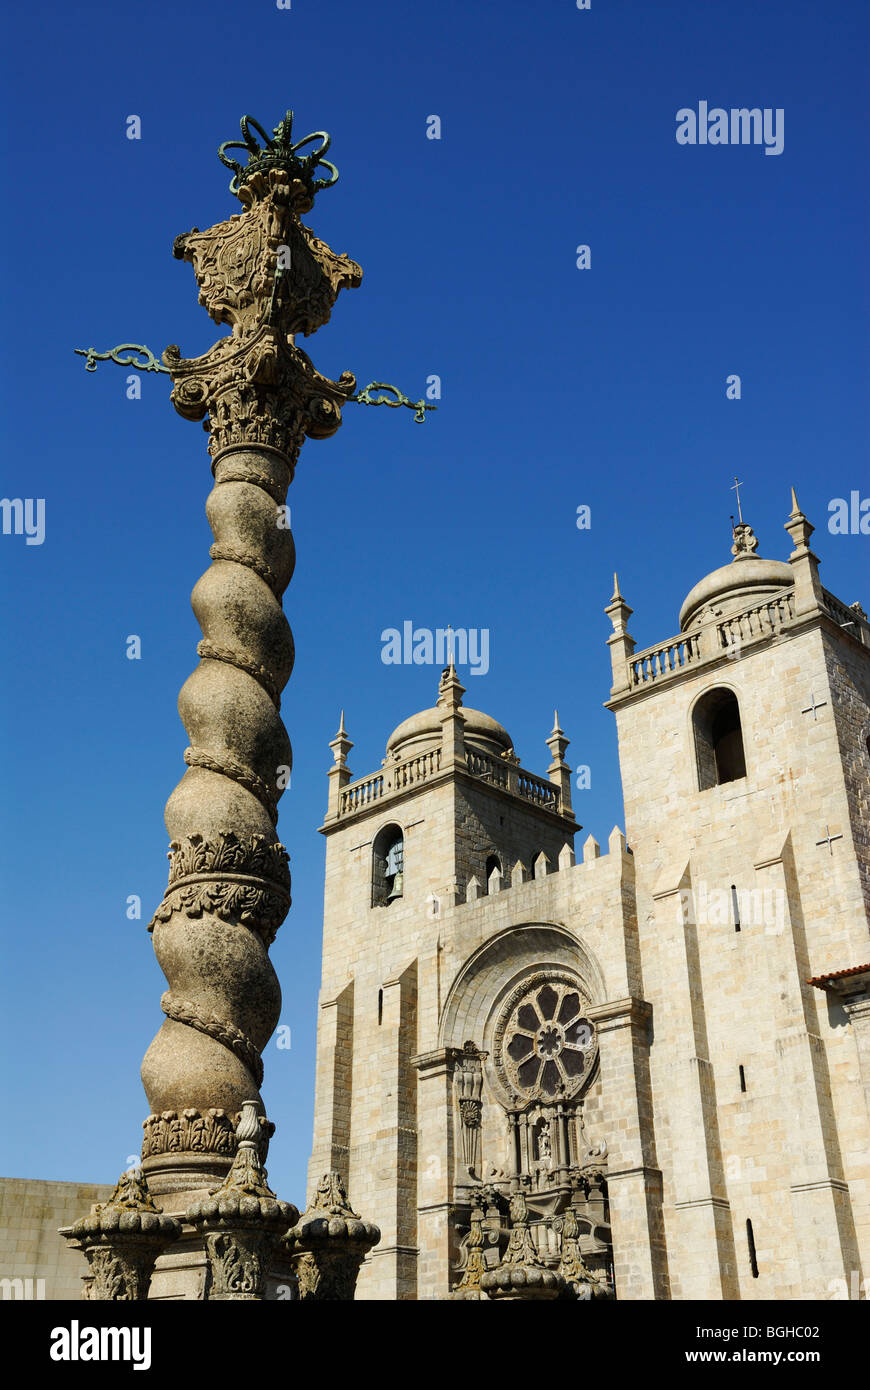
[801,691,828,721]
[816,825,844,854]
[731,476,744,523]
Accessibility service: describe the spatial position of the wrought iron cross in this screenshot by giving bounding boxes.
[801,692,828,721]
[815,825,844,854]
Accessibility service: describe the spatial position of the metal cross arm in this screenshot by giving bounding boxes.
[74,344,437,423]
[75,343,170,375]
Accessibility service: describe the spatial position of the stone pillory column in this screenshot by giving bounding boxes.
[140,112,362,1209]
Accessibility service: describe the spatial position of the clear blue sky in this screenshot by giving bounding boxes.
[1,0,867,1207]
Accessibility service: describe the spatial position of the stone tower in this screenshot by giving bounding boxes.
[309,668,628,1301]
[308,491,870,1301]
[603,494,870,1300]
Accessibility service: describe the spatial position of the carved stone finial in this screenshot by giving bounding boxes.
[59,1168,180,1301]
[731,520,760,559]
[479,1191,565,1301]
[186,1102,297,1301]
[284,1173,380,1301]
[604,573,633,634]
[437,662,466,710]
[329,712,353,768]
[784,487,816,557]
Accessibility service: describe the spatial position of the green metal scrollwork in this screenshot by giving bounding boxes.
[73,350,436,425]
[352,382,437,424]
[74,344,170,375]
[218,111,339,198]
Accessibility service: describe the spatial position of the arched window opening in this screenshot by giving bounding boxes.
[372,824,404,906]
[693,688,747,790]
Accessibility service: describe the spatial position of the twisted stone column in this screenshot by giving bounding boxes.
[139,112,361,1211]
[140,444,294,1193]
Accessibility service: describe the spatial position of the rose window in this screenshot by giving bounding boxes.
[502,980,595,1100]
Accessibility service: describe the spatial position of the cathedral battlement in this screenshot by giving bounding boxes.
[453,825,631,910]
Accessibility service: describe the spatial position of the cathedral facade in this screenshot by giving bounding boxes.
[307,493,870,1300]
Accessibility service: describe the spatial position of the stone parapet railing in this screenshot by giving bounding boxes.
[714,591,795,652]
[338,748,441,817]
[822,589,869,647]
[626,588,806,690]
[628,631,702,689]
[335,744,564,819]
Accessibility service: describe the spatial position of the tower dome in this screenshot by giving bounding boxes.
[385,669,515,761]
[678,521,793,632]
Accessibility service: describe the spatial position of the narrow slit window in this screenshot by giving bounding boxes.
[739,1064,746,1092]
[746,1218,759,1278]
[731,885,741,933]
[377,988,383,1026]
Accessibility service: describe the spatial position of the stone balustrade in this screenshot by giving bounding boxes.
[822,588,869,647]
[515,770,560,811]
[715,591,794,651]
[629,631,702,688]
[624,586,825,690]
[335,743,565,819]
[339,774,384,816]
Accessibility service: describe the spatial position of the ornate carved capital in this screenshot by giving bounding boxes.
[285,1172,379,1302]
[59,1169,180,1301]
[165,329,356,464]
